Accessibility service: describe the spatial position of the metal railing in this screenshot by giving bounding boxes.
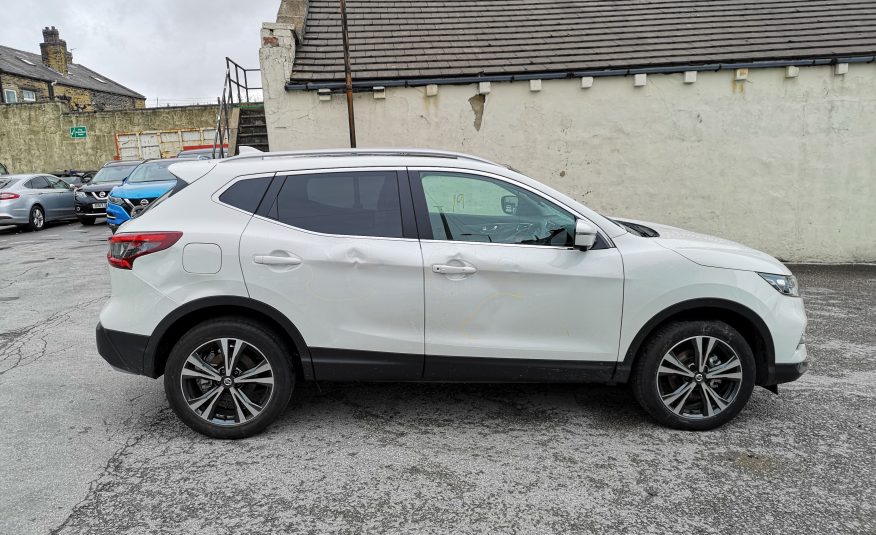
[213,57,262,158]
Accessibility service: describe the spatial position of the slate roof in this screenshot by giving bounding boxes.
[0,44,144,99]
[289,0,876,85]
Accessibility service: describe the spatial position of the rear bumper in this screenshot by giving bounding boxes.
[96,322,149,375]
[0,212,27,224]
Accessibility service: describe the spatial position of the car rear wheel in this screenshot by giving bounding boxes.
[164,318,295,439]
[631,321,755,430]
[27,205,45,231]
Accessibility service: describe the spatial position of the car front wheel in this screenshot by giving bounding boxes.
[164,318,295,439]
[631,321,756,430]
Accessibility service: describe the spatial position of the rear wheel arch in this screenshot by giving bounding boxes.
[144,296,312,381]
[614,298,774,386]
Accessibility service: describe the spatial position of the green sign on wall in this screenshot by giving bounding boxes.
[70,126,87,139]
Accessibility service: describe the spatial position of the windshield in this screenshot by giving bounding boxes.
[93,164,138,184]
[126,161,177,184]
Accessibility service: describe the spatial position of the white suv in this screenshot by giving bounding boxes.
[96,149,807,438]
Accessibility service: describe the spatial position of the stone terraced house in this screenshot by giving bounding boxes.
[0,26,145,111]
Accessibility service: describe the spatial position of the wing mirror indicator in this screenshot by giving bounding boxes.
[574,219,598,250]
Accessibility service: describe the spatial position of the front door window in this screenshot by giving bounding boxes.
[418,171,576,246]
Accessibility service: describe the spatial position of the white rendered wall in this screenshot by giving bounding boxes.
[262,47,876,262]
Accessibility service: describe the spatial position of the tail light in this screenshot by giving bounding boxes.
[0,192,20,201]
[108,232,182,270]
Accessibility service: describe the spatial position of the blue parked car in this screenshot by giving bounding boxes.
[107,159,179,232]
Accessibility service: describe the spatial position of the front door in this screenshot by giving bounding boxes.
[238,169,425,381]
[410,169,624,381]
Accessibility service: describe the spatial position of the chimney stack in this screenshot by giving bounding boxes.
[40,26,69,74]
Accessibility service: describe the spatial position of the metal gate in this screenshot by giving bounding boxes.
[115,128,225,160]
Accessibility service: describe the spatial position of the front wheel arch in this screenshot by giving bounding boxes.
[145,296,312,382]
[614,298,775,386]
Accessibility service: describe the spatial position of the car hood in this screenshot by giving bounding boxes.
[617,218,791,275]
[111,180,176,199]
[81,182,121,193]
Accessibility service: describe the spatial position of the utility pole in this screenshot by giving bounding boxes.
[340,0,357,147]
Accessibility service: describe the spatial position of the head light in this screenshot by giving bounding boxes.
[75,191,86,199]
[108,196,123,205]
[758,272,800,297]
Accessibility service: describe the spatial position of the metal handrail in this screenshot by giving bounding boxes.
[213,58,262,158]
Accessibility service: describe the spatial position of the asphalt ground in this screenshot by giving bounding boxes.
[0,220,873,534]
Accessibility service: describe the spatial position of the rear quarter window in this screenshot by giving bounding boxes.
[219,176,272,213]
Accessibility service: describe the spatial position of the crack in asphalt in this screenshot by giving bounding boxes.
[49,406,173,535]
[0,295,107,376]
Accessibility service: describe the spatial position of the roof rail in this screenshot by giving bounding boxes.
[220,148,497,165]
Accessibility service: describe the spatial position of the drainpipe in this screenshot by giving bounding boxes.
[339,0,356,148]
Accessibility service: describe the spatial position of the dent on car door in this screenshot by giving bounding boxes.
[410,169,625,381]
[237,169,426,381]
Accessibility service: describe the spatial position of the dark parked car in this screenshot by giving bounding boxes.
[177,148,222,159]
[74,160,142,225]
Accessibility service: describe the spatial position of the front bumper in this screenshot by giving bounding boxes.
[105,203,130,225]
[96,322,149,375]
[75,199,108,217]
[774,360,809,384]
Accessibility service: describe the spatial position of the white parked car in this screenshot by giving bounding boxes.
[96,149,807,438]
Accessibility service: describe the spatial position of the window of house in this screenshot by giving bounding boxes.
[269,171,403,238]
[3,89,17,103]
[22,90,36,102]
[418,171,576,247]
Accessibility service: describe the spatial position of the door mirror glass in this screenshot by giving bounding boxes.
[574,219,598,250]
[501,194,518,215]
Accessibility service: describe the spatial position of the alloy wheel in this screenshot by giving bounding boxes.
[656,336,743,419]
[32,207,44,229]
[179,338,275,426]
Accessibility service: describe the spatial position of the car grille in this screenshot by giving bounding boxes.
[121,197,157,216]
[89,191,110,200]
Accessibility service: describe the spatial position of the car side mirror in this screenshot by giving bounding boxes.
[501,195,518,215]
[574,219,598,250]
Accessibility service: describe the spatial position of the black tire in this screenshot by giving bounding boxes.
[26,205,45,231]
[631,321,756,431]
[79,217,96,226]
[164,317,295,439]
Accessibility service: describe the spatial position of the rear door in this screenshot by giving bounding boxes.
[237,168,425,380]
[410,168,624,381]
[45,176,75,219]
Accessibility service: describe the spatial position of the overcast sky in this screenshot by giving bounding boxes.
[4,0,279,106]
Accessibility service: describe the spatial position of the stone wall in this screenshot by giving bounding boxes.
[0,102,218,172]
[261,47,876,262]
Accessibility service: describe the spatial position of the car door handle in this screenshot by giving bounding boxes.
[432,264,477,275]
[253,255,302,266]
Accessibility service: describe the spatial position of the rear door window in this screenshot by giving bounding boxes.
[268,171,403,238]
[26,176,50,189]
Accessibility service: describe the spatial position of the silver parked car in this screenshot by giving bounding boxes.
[0,174,77,231]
